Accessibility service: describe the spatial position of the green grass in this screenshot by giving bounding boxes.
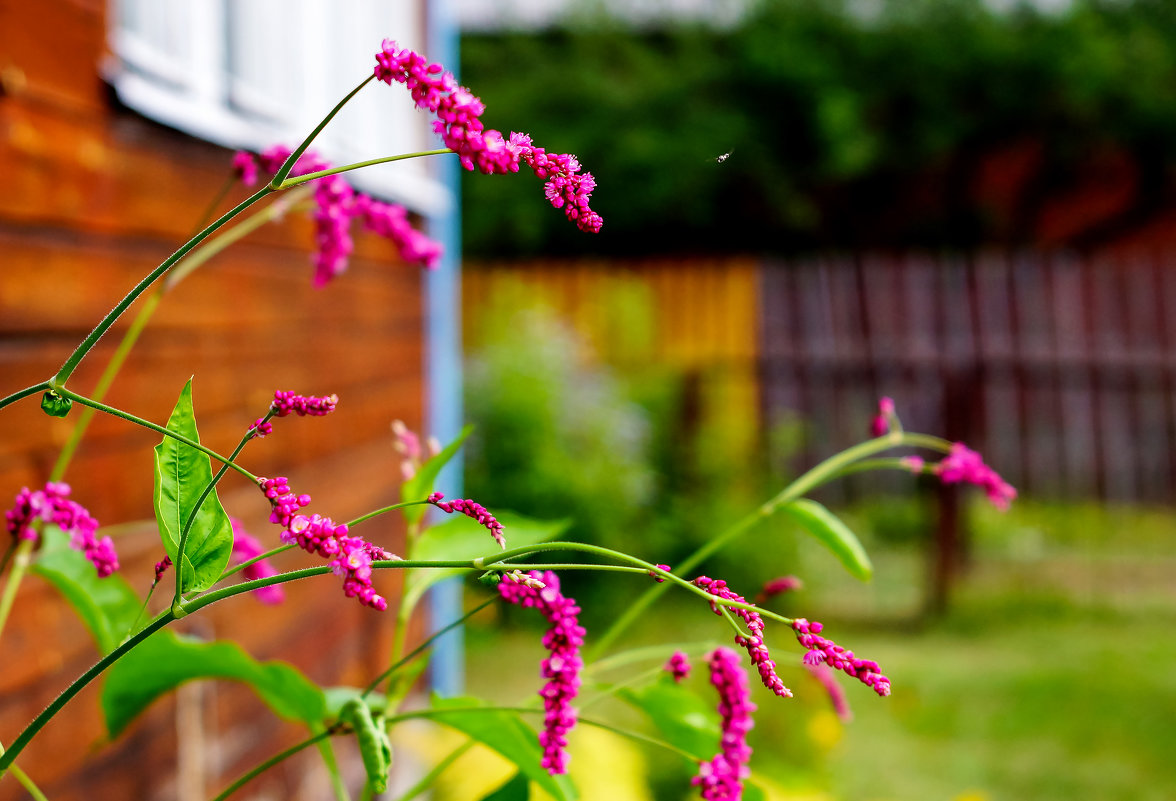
[459,497,1176,800]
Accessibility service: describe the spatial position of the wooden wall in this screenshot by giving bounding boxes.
[1,2,428,798]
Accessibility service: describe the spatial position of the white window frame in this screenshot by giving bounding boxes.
[106,0,452,216]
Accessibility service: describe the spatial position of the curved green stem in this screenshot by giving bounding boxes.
[391,741,475,801]
[271,75,375,187]
[215,544,295,583]
[210,727,338,801]
[175,426,261,603]
[588,430,954,659]
[53,184,273,386]
[0,541,35,645]
[279,150,454,188]
[0,610,175,774]
[0,381,51,413]
[54,388,258,483]
[382,706,698,762]
[479,541,793,625]
[362,597,497,698]
[346,500,429,528]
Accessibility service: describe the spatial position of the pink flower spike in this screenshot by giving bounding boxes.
[153,556,172,585]
[5,482,118,577]
[664,650,692,683]
[934,442,1017,511]
[692,648,756,801]
[498,570,585,775]
[756,575,803,602]
[372,40,602,233]
[648,564,672,583]
[231,151,259,186]
[428,492,506,549]
[694,576,792,698]
[870,396,896,437]
[270,390,339,418]
[258,478,395,610]
[792,618,890,697]
[231,518,284,605]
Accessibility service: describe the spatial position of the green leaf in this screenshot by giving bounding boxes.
[480,772,529,801]
[31,525,142,654]
[427,696,574,801]
[405,513,570,607]
[401,425,474,525]
[153,379,234,594]
[619,680,719,760]
[102,630,325,737]
[782,498,873,581]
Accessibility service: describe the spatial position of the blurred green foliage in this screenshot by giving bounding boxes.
[463,300,782,619]
[463,0,1176,256]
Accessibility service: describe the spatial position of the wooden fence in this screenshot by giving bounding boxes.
[760,251,1176,504]
[467,250,1176,506]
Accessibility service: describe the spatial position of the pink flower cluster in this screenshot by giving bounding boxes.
[792,618,890,697]
[498,570,585,775]
[5,482,118,577]
[870,396,896,437]
[664,650,692,682]
[648,563,672,583]
[694,576,792,698]
[756,575,803,602]
[248,391,339,439]
[232,146,442,283]
[270,390,338,418]
[230,518,284,605]
[391,420,440,481]
[693,648,756,801]
[153,555,172,584]
[935,442,1017,511]
[373,40,602,234]
[260,476,394,611]
[427,492,505,549]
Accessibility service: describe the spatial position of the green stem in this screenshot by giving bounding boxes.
[279,150,454,188]
[175,427,260,603]
[588,430,954,659]
[215,544,295,583]
[390,741,475,801]
[8,763,49,801]
[346,500,429,528]
[210,727,337,801]
[271,75,375,187]
[315,735,352,801]
[362,597,497,698]
[54,388,258,483]
[479,542,792,625]
[53,184,273,386]
[0,541,35,647]
[382,706,697,762]
[0,381,51,413]
[0,610,175,774]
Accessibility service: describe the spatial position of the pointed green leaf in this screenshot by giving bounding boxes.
[401,425,474,525]
[405,513,570,608]
[32,525,142,654]
[783,498,873,581]
[153,379,234,594]
[620,680,720,760]
[480,772,529,801]
[102,630,325,737]
[427,696,574,801]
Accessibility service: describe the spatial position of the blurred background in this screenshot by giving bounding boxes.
[455,1,1176,800]
[2,0,1175,800]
